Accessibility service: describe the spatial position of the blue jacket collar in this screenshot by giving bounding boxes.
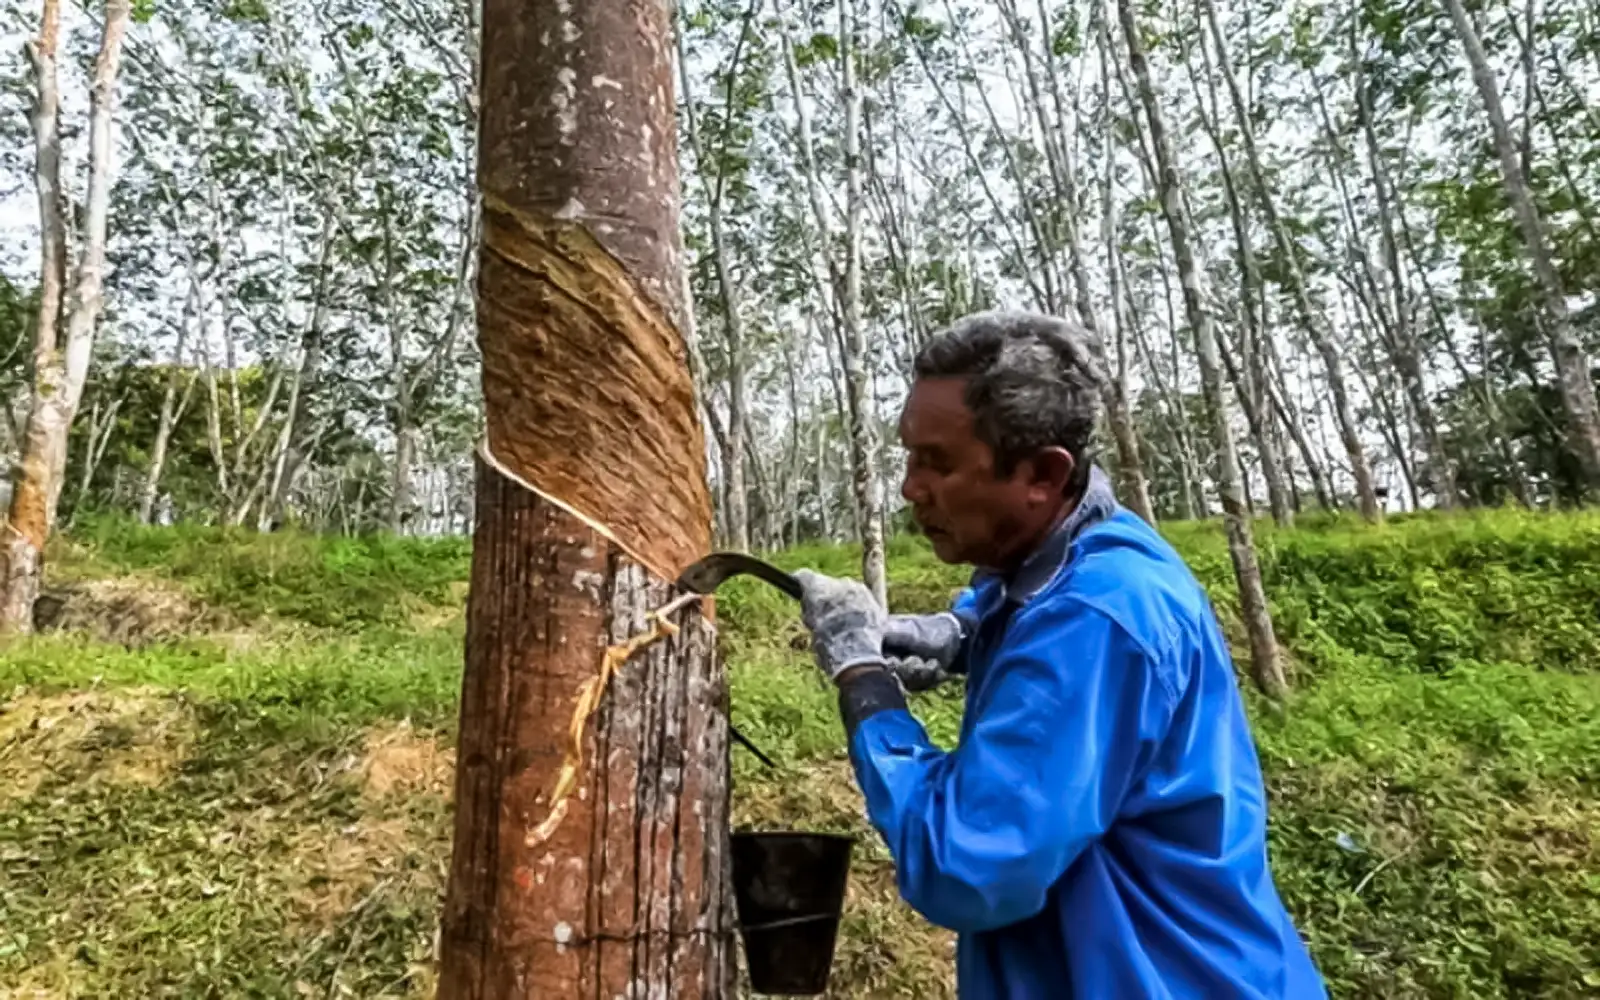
[972,465,1119,605]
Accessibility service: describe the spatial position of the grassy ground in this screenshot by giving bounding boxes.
[2,510,1598,998]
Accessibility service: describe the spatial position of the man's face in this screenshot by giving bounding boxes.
[898,377,1071,569]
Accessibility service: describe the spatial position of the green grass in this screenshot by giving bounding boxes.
[3,509,1599,997]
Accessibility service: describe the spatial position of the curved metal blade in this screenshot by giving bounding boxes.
[675,551,803,601]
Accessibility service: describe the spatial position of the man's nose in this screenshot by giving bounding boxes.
[901,472,927,505]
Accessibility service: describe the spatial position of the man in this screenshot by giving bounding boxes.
[793,311,1326,998]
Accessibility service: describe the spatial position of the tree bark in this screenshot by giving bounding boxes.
[390,416,416,534]
[1444,0,1600,496]
[1118,0,1285,698]
[438,3,731,997]
[3,0,130,631]
[840,0,887,607]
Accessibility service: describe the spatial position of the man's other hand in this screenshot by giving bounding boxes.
[883,612,965,668]
[886,654,957,693]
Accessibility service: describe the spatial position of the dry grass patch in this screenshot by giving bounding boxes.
[285,816,428,928]
[0,686,195,803]
[360,720,456,801]
[0,956,83,1000]
[32,575,223,647]
[407,580,468,633]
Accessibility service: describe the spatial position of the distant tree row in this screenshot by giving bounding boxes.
[3,0,1599,689]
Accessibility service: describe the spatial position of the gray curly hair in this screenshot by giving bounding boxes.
[913,310,1106,492]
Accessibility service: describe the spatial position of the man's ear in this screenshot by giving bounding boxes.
[1026,447,1075,499]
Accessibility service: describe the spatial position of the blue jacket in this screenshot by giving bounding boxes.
[838,474,1326,998]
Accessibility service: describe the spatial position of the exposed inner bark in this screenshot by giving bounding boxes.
[478,196,710,577]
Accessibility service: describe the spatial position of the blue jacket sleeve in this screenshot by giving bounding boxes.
[847,599,1174,934]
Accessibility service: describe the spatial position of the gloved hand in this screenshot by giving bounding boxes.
[883,612,965,668]
[885,654,955,693]
[792,569,887,683]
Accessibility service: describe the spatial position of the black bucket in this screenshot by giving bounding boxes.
[730,831,854,996]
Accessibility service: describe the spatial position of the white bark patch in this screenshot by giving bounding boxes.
[593,74,622,90]
[572,569,605,600]
[553,197,587,220]
[553,922,574,945]
[640,123,656,183]
[553,68,579,143]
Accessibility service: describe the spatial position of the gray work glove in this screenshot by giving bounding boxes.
[792,569,887,683]
[883,612,965,667]
[882,613,966,692]
[884,655,955,693]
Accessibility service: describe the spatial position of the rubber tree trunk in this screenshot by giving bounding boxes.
[676,24,749,552]
[437,3,732,997]
[1118,0,1286,699]
[839,0,887,606]
[2,0,129,632]
[1182,32,1293,527]
[1352,54,1457,509]
[140,313,191,525]
[1198,0,1380,523]
[1444,0,1600,497]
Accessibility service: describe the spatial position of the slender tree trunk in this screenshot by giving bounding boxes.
[676,19,749,551]
[1258,326,1335,511]
[1185,34,1292,526]
[71,395,122,518]
[3,0,131,631]
[1394,196,1532,506]
[438,3,731,997]
[1119,245,1199,519]
[1444,0,1600,496]
[1350,52,1457,508]
[1343,285,1419,509]
[840,0,887,606]
[140,313,193,525]
[986,5,1157,525]
[390,412,415,534]
[785,341,804,547]
[199,334,230,508]
[1118,0,1285,698]
[814,399,832,542]
[1199,0,1379,522]
[1100,186,1158,525]
[1215,321,1288,523]
[261,220,335,530]
[140,378,192,525]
